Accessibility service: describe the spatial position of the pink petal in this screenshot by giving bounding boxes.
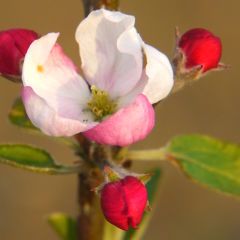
[22,86,96,136]
[83,94,155,146]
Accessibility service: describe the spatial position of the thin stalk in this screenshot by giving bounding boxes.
[126,148,167,161]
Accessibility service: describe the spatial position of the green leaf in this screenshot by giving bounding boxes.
[103,169,162,240]
[166,135,240,197]
[8,97,37,130]
[48,213,77,240]
[0,144,80,174]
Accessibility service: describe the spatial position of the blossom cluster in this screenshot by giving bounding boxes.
[0,8,223,231]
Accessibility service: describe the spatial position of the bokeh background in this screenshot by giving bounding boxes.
[0,0,240,239]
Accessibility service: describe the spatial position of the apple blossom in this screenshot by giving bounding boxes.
[100,176,147,230]
[22,9,174,146]
[0,29,39,81]
[178,28,222,73]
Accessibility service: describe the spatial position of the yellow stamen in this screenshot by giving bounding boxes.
[88,85,117,121]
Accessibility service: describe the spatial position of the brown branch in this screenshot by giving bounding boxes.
[82,0,119,16]
[77,172,104,240]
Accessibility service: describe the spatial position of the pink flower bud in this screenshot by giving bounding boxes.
[178,28,222,73]
[100,176,147,230]
[0,29,39,81]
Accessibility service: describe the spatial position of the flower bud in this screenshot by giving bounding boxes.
[0,29,39,82]
[178,28,222,73]
[100,176,147,230]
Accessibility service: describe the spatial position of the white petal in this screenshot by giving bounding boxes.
[140,44,174,104]
[22,87,97,136]
[75,9,143,98]
[22,32,91,121]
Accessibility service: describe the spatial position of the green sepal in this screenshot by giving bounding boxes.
[104,165,121,182]
[136,173,154,185]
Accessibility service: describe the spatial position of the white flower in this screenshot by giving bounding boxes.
[22,9,173,146]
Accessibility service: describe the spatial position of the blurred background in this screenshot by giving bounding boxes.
[0,0,240,239]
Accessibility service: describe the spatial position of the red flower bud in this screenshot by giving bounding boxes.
[100,176,147,230]
[178,28,222,73]
[0,29,39,81]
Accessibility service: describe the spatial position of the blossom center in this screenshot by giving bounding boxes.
[88,86,117,121]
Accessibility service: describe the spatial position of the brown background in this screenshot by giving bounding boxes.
[0,0,240,239]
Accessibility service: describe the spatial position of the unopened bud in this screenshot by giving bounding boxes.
[172,28,225,93]
[178,28,222,73]
[0,29,39,82]
[100,176,147,230]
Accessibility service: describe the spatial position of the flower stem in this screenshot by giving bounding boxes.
[77,172,104,240]
[125,148,167,161]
